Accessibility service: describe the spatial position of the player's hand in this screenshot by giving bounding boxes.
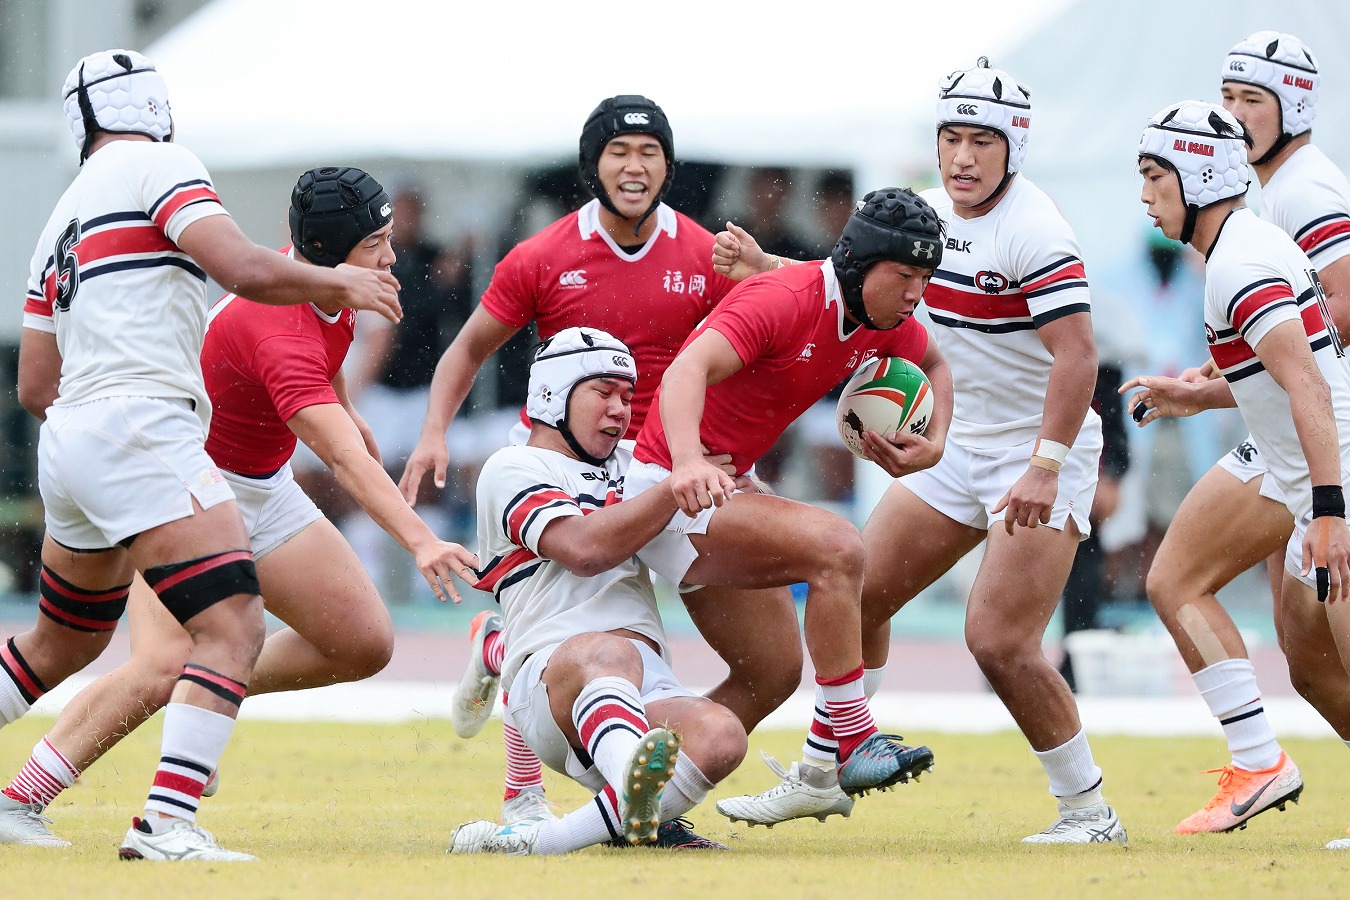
[413,540,480,604]
[732,471,775,495]
[992,466,1059,535]
[861,428,942,478]
[670,457,737,517]
[1177,360,1218,384]
[1301,516,1350,603]
[712,222,772,281]
[399,435,450,506]
[700,444,736,476]
[1120,375,1206,425]
[335,264,403,323]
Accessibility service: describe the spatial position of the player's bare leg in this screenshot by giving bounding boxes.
[1148,468,1304,834]
[681,583,801,730]
[249,519,392,693]
[685,491,930,799]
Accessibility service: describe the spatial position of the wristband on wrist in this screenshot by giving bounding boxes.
[768,254,782,271]
[1312,484,1346,519]
[1029,456,1062,474]
[1033,438,1070,466]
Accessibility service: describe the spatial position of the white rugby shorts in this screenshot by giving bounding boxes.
[509,638,694,792]
[624,459,735,589]
[221,466,323,559]
[899,417,1102,537]
[38,396,237,550]
[1214,435,1287,504]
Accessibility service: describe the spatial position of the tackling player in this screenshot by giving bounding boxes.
[1129,32,1350,836]
[1129,100,1350,850]
[626,187,954,805]
[413,96,801,840]
[715,61,1125,844]
[0,167,477,850]
[0,50,400,862]
[449,328,747,855]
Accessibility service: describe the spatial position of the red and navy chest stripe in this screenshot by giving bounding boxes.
[472,477,622,596]
[924,255,1088,334]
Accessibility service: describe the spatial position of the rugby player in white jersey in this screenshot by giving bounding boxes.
[1129,100,1350,851]
[2,168,477,850]
[1129,33,1350,836]
[0,50,400,862]
[449,328,747,855]
[714,60,1125,844]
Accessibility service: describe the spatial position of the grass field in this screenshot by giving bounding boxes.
[2,716,1347,898]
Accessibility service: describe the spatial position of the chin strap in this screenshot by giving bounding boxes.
[558,423,610,468]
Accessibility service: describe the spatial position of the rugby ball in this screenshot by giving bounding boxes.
[836,357,934,459]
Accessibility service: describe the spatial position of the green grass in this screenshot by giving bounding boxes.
[2,716,1347,898]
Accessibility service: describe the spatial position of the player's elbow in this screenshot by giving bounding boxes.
[16,379,55,421]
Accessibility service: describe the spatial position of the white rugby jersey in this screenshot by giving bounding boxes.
[921,177,1097,448]
[473,443,667,691]
[23,140,228,427]
[1261,145,1350,270]
[1205,208,1350,522]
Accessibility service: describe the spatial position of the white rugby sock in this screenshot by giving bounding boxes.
[658,754,713,821]
[1192,658,1281,770]
[535,787,621,853]
[572,676,649,795]
[1034,728,1104,807]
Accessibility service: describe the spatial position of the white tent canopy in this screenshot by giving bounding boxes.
[148,0,1072,173]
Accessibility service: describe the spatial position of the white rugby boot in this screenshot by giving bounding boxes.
[716,752,855,827]
[449,819,541,855]
[0,795,71,847]
[1022,802,1128,845]
[118,817,257,861]
[501,787,558,825]
[450,611,503,738]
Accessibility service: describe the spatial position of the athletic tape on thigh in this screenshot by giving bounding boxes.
[144,550,259,624]
[38,565,130,633]
[178,663,247,709]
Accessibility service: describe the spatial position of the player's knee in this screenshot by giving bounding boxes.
[965,621,1031,670]
[686,705,748,782]
[337,624,394,681]
[1144,563,1186,611]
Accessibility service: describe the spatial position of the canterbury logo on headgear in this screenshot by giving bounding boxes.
[379,203,392,217]
[623,112,650,125]
[956,104,979,116]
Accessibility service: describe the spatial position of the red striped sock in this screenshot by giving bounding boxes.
[0,637,46,725]
[502,693,543,800]
[801,690,839,769]
[817,664,876,762]
[144,701,237,824]
[483,630,505,677]
[3,738,78,807]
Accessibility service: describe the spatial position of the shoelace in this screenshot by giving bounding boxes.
[749,752,803,797]
[1199,765,1239,811]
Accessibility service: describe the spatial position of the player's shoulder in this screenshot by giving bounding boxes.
[1209,211,1299,286]
[920,186,952,215]
[482,443,564,478]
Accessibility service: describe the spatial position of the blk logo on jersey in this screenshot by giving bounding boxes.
[975,271,1009,294]
[559,269,588,289]
[946,238,972,253]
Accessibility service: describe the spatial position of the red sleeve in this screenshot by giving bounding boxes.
[702,277,800,366]
[479,243,539,329]
[249,329,340,422]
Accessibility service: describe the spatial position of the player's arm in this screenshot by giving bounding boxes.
[332,369,380,464]
[17,327,60,421]
[1119,372,1236,425]
[658,329,742,515]
[993,311,1097,533]
[175,216,402,323]
[860,338,952,478]
[711,222,806,282]
[1254,319,1350,600]
[536,479,682,578]
[288,402,477,601]
[398,305,520,504]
